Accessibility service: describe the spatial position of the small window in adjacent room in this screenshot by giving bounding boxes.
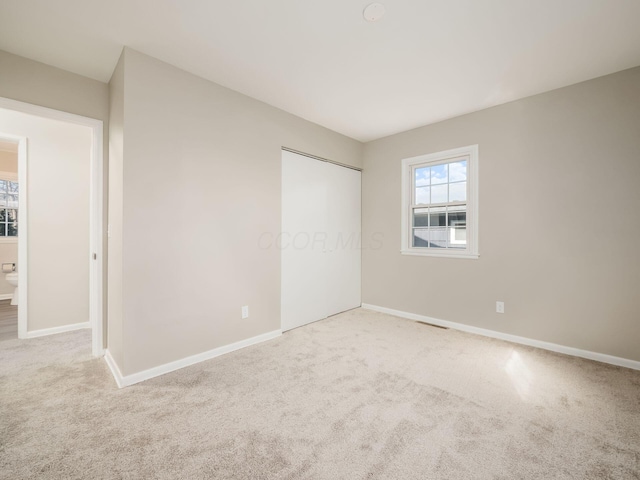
[401,145,478,258]
[0,178,18,240]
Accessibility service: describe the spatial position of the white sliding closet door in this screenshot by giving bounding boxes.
[281,150,361,332]
[281,152,328,331]
[325,162,361,317]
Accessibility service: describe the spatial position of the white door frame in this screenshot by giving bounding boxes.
[0,96,104,357]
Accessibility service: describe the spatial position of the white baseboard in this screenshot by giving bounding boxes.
[0,293,13,301]
[361,303,640,371]
[104,349,125,388]
[104,329,282,388]
[25,321,91,339]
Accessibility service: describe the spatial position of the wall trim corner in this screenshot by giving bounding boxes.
[25,321,90,339]
[103,329,282,388]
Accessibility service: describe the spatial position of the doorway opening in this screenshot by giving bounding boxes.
[0,136,20,342]
[0,97,104,357]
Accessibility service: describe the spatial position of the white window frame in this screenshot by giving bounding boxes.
[401,145,479,259]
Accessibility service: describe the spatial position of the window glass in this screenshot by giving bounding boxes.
[430,164,448,185]
[449,160,467,182]
[429,206,446,227]
[448,205,467,226]
[413,208,429,227]
[0,179,18,237]
[413,228,429,248]
[431,184,448,203]
[449,182,466,202]
[429,227,447,248]
[415,186,430,205]
[415,167,430,187]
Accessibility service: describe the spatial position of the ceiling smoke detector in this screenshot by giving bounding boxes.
[363,3,386,22]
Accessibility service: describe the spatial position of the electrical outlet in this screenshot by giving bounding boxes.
[496,301,505,314]
[241,306,249,319]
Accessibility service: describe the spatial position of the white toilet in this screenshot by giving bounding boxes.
[6,272,18,306]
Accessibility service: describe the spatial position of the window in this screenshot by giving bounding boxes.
[401,145,478,258]
[0,178,18,239]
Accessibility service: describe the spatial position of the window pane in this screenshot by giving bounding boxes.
[431,184,447,203]
[0,180,6,193]
[429,227,447,248]
[448,205,466,249]
[429,206,446,227]
[8,182,18,194]
[449,182,466,202]
[0,209,5,222]
[415,167,430,187]
[7,223,17,236]
[415,186,430,205]
[413,228,429,247]
[430,163,448,185]
[7,195,17,209]
[0,195,6,208]
[413,208,429,227]
[448,205,466,225]
[0,224,5,236]
[7,209,17,222]
[449,160,467,182]
[449,227,466,249]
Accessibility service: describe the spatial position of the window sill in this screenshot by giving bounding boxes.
[0,237,18,244]
[401,249,479,259]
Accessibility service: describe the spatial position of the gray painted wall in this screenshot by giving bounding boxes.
[362,66,640,362]
[112,48,362,376]
[107,52,125,368]
[0,50,109,122]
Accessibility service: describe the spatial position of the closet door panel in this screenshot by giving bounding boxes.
[281,151,328,331]
[325,162,362,317]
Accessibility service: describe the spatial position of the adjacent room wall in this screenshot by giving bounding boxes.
[0,149,17,171]
[0,108,92,331]
[362,66,640,362]
[111,48,362,376]
[0,49,109,343]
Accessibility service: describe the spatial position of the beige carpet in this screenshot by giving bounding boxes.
[1,308,639,479]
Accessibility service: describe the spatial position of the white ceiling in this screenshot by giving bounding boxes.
[1,0,639,142]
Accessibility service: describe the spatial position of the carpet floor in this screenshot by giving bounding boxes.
[1,308,639,479]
